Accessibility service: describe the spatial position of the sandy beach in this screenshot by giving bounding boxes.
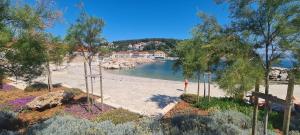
[18,61,299,116]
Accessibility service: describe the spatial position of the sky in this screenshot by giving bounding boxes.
[30,0,230,42]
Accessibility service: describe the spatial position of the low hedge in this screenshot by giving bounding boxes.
[94,109,142,124]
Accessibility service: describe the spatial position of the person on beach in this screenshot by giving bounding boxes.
[184,79,189,93]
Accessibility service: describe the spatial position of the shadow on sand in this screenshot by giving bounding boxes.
[146,94,179,109]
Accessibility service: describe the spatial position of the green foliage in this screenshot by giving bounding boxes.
[5,35,47,84]
[27,115,151,135]
[65,9,105,58]
[180,94,198,104]
[94,109,142,124]
[24,82,48,92]
[48,36,69,67]
[181,94,285,131]
[164,110,272,135]
[0,110,22,131]
[98,47,112,57]
[112,38,179,53]
[194,97,253,116]
[64,88,83,96]
[217,58,263,98]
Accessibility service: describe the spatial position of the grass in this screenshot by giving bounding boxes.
[93,108,142,124]
[180,94,284,130]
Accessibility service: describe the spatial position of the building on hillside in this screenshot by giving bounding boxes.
[141,51,154,58]
[111,51,133,58]
[154,51,166,58]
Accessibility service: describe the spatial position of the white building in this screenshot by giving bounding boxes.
[111,51,133,58]
[154,51,166,58]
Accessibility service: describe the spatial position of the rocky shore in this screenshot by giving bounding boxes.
[269,67,289,81]
[101,58,155,69]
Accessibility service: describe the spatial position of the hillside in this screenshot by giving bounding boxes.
[111,38,181,56]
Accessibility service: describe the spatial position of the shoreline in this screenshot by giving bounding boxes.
[10,62,300,116]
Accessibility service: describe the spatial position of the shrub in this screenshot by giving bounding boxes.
[94,109,142,124]
[290,114,300,131]
[290,131,300,135]
[0,130,17,135]
[64,88,83,96]
[64,103,113,120]
[24,82,48,92]
[162,110,274,135]
[0,110,22,131]
[27,115,150,135]
[180,94,198,104]
[194,97,253,116]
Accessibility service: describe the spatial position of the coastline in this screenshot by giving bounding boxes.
[21,61,300,116]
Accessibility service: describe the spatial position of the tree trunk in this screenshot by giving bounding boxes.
[252,79,260,135]
[99,60,104,110]
[88,59,94,104]
[0,74,3,89]
[208,73,211,102]
[203,73,206,98]
[282,73,294,135]
[197,71,200,103]
[84,61,91,112]
[264,53,270,135]
[47,60,53,92]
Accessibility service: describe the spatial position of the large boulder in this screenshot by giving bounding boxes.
[269,67,289,81]
[26,90,74,110]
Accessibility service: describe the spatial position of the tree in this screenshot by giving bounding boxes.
[65,5,105,111]
[217,0,300,133]
[174,39,207,102]
[5,34,47,84]
[0,0,12,89]
[0,0,60,88]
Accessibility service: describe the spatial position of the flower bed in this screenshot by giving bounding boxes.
[8,96,36,112]
[65,103,114,120]
[0,84,14,91]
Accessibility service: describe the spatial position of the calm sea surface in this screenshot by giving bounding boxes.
[109,59,294,82]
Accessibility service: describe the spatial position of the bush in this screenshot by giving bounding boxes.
[290,131,300,135]
[64,88,83,96]
[0,110,22,131]
[94,109,142,124]
[290,113,300,131]
[27,115,151,135]
[0,130,17,135]
[24,82,48,92]
[193,97,253,116]
[180,94,198,104]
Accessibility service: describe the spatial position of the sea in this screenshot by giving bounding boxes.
[109,59,296,82]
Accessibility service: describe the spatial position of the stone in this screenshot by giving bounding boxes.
[269,67,289,81]
[26,90,74,110]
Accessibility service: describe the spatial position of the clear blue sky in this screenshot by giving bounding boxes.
[42,0,230,42]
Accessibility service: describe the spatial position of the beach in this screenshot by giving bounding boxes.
[24,61,299,116]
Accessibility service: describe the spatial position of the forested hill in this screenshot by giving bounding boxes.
[112,38,181,55]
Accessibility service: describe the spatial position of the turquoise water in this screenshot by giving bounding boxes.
[109,59,295,82]
[109,60,202,82]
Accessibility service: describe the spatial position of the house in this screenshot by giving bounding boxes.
[154,51,166,58]
[138,51,153,58]
[111,51,133,58]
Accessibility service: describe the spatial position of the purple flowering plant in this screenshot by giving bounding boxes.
[65,103,113,120]
[8,96,36,112]
[0,84,14,91]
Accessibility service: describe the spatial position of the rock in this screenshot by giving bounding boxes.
[269,67,289,81]
[26,91,74,110]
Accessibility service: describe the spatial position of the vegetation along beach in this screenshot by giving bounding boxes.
[0,0,300,135]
